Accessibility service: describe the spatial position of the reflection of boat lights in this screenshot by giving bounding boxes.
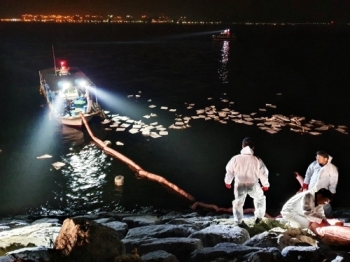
[218,41,230,83]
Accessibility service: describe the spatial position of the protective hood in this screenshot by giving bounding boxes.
[240,146,254,155]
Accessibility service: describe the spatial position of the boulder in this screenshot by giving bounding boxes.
[122,215,161,228]
[141,250,179,262]
[138,237,202,261]
[189,224,250,247]
[0,221,61,256]
[189,242,262,262]
[54,218,125,262]
[124,224,195,239]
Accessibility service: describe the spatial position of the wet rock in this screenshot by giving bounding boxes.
[141,250,179,262]
[122,215,161,228]
[54,218,125,262]
[189,224,250,247]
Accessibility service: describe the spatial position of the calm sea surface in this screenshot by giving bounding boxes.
[1,23,350,217]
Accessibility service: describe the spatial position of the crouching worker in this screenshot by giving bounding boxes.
[281,188,333,229]
[281,188,350,245]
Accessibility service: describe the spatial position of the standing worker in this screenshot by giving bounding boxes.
[224,137,270,225]
[295,150,338,217]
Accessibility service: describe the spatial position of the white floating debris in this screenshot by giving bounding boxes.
[127,95,133,98]
[175,122,184,126]
[101,119,111,124]
[104,140,112,146]
[116,128,126,131]
[229,101,234,104]
[338,125,347,129]
[104,111,110,114]
[150,132,162,138]
[244,121,254,125]
[37,154,52,159]
[149,105,157,108]
[276,93,282,95]
[161,106,168,110]
[132,125,141,129]
[315,126,328,131]
[126,119,134,123]
[120,123,130,128]
[169,109,176,112]
[135,95,140,98]
[196,109,205,114]
[207,97,213,100]
[309,132,321,135]
[335,128,347,134]
[219,120,227,124]
[52,162,66,170]
[191,116,200,119]
[116,141,124,146]
[259,108,267,111]
[110,124,119,128]
[105,128,112,131]
[148,99,152,102]
[266,129,278,134]
[221,99,229,102]
[205,117,212,121]
[114,175,124,186]
[150,122,158,126]
[129,129,139,134]
[142,130,150,136]
[159,131,168,136]
[143,115,150,119]
[231,111,240,115]
[218,112,227,117]
[187,106,193,109]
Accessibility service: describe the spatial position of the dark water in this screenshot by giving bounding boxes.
[1,23,350,217]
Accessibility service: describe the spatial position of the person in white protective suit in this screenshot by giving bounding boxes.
[281,188,333,229]
[224,137,269,225]
[294,150,338,217]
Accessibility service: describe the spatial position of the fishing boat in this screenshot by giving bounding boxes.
[212,29,236,40]
[39,57,105,127]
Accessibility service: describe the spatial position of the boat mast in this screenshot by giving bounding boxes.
[52,44,57,76]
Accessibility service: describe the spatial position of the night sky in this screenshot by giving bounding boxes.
[1,0,350,22]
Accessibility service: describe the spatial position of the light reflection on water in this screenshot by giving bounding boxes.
[35,144,123,216]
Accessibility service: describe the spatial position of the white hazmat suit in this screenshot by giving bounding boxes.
[224,146,269,224]
[304,155,338,216]
[281,187,326,229]
[304,155,338,194]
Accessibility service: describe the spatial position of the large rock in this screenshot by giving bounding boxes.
[54,218,125,262]
[122,215,161,228]
[138,237,202,261]
[125,224,195,239]
[189,224,250,247]
[141,250,179,262]
[0,221,61,256]
[189,242,262,262]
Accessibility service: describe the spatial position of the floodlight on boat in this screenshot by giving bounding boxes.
[58,81,72,90]
[76,79,88,87]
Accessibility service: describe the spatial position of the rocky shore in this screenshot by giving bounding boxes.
[1,207,350,262]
